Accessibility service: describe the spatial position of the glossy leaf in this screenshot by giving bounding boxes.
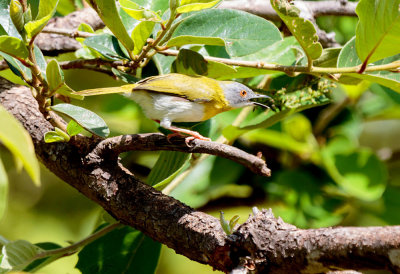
[338,37,400,93]
[0,157,8,220]
[46,59,64,92]
[76,225,161,274]
[10,0,24,33]
[149,151,190,190]
[120,0,161,22]
[86,0,135,52]
[0,105,40,186]
[0,0,21,38]
[24,0,59,40]
[24,242,63,272]
[0,240,42,271]
[51,104,110,137]
[0,36,28,59]
[84,34,129,60]
[168,9,282,57]
[355,0,400,64]
[66,120,84,137]
[177,0,221,13]
[271,0,322,61]
[132,21,155,54]
[44,127,70,143]
[0,52,32,80]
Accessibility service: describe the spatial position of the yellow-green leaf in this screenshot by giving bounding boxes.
[0,36,28,59]
[177,0,221,13]
[0,105,40,186]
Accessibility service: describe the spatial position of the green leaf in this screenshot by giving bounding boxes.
[46,59,64,92]
[84,34,129,60]
[0,240,42,271]
[56,84,84,100]
[355,0,400,65]
[33,45,46,78]
[23,242,63,272]
[51,103,110,137]
[76,225,161,274]
[0,36,28,59]
[111,68,139,84]
[271,0,322,61]
[322,145,387,202]
[177,0,221,13]
[10,0,24,33]
[171,48,237,79]
[237,36,302,64]
[0,52,32,81]
[66,120,83,137]
[0,157,8,220]
[44,130,68,143]
[120,0,162,22]
[24,0,59,40]
[338,37,400,93]
[153,53,174,74]
[149,151,190,190]
[168,9,282,57]
[0,0,21,38]
[0,105,40,186]
[313,48,341,68]
[132,21,155,54]
[86,0,135,52]
[171,48,208,75]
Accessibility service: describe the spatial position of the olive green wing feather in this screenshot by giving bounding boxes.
[133,74,221,102]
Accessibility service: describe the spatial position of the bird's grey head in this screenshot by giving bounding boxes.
[219,81,270,109]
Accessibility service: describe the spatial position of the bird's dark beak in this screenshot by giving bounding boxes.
[251,94,270,108]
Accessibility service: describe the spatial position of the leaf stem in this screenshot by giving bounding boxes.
[32,222,123,260]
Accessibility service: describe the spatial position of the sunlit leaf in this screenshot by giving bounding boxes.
[168,9,282,57]
[0,36,28,59]
[51,104,110,137]
[0,105,40,186]
[46,59,64,92]
[132,21,155,54]
[24,0,59,40]
[177,0,221,13]
[271,0,322,61]
[355,0,400,65]
[86,0,135,51]
[338,37,400,93]
[120,0,162,22]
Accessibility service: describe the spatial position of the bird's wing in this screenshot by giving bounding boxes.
[133,74,221,102]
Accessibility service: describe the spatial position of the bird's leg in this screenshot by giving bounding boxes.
[159,119,211,144]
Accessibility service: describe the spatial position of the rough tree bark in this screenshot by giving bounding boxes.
[1,2,400,273]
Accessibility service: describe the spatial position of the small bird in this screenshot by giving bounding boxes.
[77,73,270,143]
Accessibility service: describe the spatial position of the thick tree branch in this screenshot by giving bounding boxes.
[2,77,400,273]
[219,0,357,21]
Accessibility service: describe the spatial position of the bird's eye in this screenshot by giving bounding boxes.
[239,90,247,97]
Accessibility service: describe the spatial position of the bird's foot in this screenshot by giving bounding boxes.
[166,131,211,146]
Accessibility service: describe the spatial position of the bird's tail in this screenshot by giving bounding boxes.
[75,84,137,96]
